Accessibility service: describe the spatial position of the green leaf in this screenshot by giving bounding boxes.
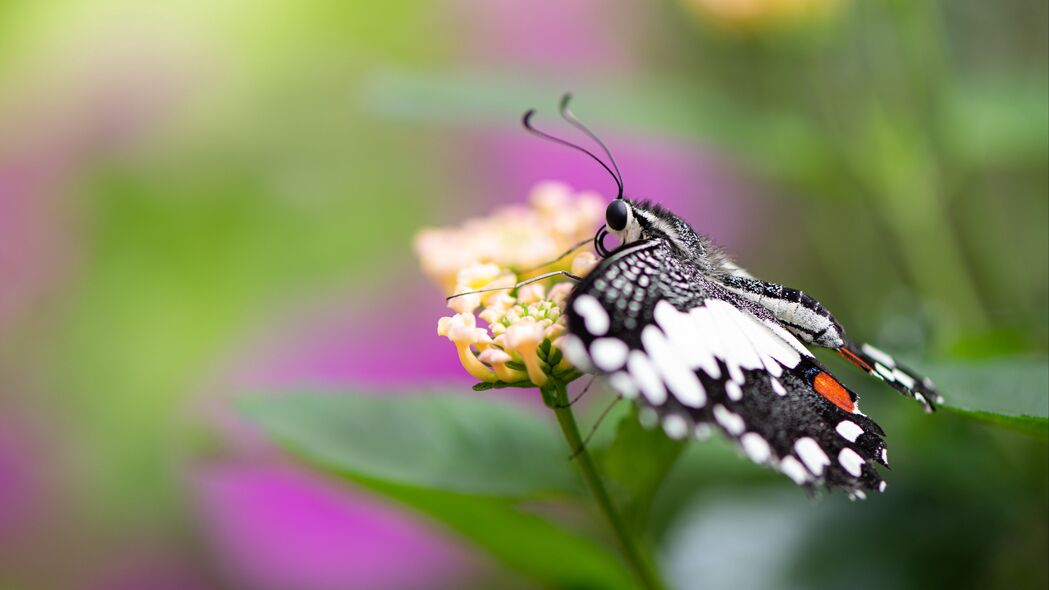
[360,68,830,183]
[943,76,1049,167]
[596,406,686,533]
[929,358,1048,437]
[242,392,579,496]
[357,477,639,590]
[242,391,639,589]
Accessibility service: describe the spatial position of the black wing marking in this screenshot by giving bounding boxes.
[719,274,942,413]
[717,274,846,349]
[562,239,888,497]
[838,340,943,413]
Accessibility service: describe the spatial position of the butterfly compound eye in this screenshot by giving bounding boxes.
[606,200,629,231]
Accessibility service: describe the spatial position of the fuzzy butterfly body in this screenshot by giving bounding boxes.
[561,198,942,499]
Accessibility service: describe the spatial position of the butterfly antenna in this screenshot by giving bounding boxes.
[522,109,624,199]
[559,93,624,199]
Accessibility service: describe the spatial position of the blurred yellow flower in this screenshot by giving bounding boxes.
[414,181,603,292]
[503,318,549,386]
[416,183,602,388]
[682,0,845,32]
[437,312,496,382]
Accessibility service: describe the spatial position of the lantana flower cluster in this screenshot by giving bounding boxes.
[414,182,602,388]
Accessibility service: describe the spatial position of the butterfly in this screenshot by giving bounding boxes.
[529,95,943,499]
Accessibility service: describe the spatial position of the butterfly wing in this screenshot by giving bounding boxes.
[563,239,889,497]
[838,340,943,413]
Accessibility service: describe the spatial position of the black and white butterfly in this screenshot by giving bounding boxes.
[529,96,943,499]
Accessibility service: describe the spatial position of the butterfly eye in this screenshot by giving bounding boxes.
[606,200,629,231]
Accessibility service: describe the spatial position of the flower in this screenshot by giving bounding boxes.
[571,251,599,277]
[416,183,602,389]
[447,263,513,314]
[413,181,603,292]
[437,313,496,383]
[502,319,548,386]
[681,0,845,33]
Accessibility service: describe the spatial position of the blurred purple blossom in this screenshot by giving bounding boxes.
[195,464,478,590]
[0,418,38,544]
[89,549,214,590]
[462,0,633,71]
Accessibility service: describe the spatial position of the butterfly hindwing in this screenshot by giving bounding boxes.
[563,238,888,496]
[838,340,944,413]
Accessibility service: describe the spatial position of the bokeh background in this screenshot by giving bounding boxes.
[0,1,1046,589]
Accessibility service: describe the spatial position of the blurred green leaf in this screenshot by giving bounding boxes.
[929,359,1048,436]
[242,392,580,496]
[362,68,831,183]
[362,477,639,590]
[596,406,686,533]
[944,76,1049,167]
[243,392,640,589]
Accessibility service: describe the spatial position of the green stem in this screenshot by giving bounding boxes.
[541,381,666,590]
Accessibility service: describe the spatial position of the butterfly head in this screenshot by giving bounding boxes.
[604,198,639,242]
[602,198,713,263]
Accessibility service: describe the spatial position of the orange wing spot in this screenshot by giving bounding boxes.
[838,348,873,372]
[814,372,855,413]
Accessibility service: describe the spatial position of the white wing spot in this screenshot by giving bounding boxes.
[880,447,888,465]
[839,447,865,477]
[779,456,809,485]
[638,407,658,429]
[609,372,638,400]
[892,368,916,389]
[713,404,745,436]
[694,423,712,441]
[662,414,689,440]
[628,351,667,405]
[726,380,743,401]
[862,344,896,368]
[875,363,895,381]
[764,320,814,358]
[560,335,592,371]
[735,310,801,371]
[794,437,831,476]
[641,322,706,408]
[590,338,629,371]
[705,300,764,378]
[835,420,864,443]
[688,307,724,379]
[741,432,771,463]
[573,294,610,336]
[656,301,721,380]
[771,378,787,396]
[878,480,888,493]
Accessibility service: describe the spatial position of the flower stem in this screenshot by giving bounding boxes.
[542,381,666,590]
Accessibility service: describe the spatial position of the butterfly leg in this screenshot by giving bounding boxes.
[718,275,941,412]
[552,375,596,408]
[570,394,622,460]
[446,270,583,302]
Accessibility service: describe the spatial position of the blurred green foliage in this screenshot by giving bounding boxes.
[0,0,1045,588]
[247,360,1047,588]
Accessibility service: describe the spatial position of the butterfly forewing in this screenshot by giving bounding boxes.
[563,238,888,496]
